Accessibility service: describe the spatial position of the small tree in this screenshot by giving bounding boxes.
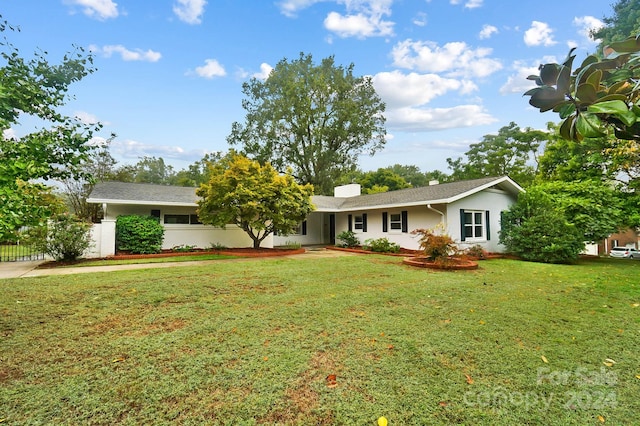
[27,214,93,262]
[196,154,314,249]
[412,226,459,264]
[116,215,164,254]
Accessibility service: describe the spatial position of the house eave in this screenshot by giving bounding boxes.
[87,198,197,207]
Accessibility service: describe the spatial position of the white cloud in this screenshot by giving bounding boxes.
[110,139,206,161]
[524,21,556,46]
[464,0,483,8]
[450,0,483,8]
[96,45,162,62]
[2,128,18,140]
[277,0,326,18]
[193,59,226,79]
[386,105,497,131]
[173,0,207,24]
[412,12,427,27]
[573,16,604,45]
[252,63,273,80]
[74,111,100,125]
[64,0,119,20]
[391,39,502,78]
[499,56,558,95]
[372,70,477,109]
[479,24,498,39]
[324,0,395,38]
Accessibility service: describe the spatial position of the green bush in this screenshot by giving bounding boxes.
[362,237,400,253]
[116,215,164,254]
[336,230,360,248]
[499,189,585,264]
[27,214,93,261]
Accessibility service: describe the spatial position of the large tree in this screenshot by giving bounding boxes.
[0,18,100,239]
[446,122,549,187]
[227,53,386,195]
[60,138,118,222]
[196,154,314,249]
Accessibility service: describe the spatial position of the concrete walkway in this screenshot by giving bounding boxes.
[0,249,355,279]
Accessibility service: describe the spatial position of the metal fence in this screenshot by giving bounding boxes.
[0,243,45,262]
[0,228,45,262]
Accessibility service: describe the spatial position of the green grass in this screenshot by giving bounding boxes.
[1,255,639,425]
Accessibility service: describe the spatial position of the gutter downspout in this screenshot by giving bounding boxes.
[427,204,445,225]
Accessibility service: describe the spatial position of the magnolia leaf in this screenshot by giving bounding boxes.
[576,83,598,104]
[606,35,640,54]
[539,63,560,86]
[541,355,549,363]
[559,116,576,141]
[527,87,565,112]
[465,374,474,384]
[585,69,602,88]
[576,113,606,138]
[554,102,575,119]
[588,100,629,115]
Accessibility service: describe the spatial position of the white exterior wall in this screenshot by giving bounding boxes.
[88,203,269,258]
[447,188,516,253]
[273,212,328,246]
[335,206,444,251]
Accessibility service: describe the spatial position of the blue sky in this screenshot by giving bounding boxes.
[3,0,614,174]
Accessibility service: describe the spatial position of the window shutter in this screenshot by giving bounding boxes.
[362,214,367,232]
[348,214,352,232]
[460,209,466,241]
[382,212,388,232]
[401,211,408,233]
[485,211,490,240]
[302,221,307,236]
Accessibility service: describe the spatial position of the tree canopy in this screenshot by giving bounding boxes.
[196,154,314,249]
[446,122,548,187]
[0,18,100,239]
[591,0,640,50]
[227,53,386,195]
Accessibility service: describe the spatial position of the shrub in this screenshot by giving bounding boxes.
[26,214,93,261]
[465,244,488,259]
[499,189,585,264]
[116,215,164,254]
[336,230,360,248]
[412,227,459,264]
[208,242,228,250]
[362,238,400,253]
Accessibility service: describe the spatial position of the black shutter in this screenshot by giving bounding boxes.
[485,211,490,241]
[362,214,367,232]
[401,211,408,233]
[382,212,388,232]
[460,209,466,241]
[348,214,352,232]
[302,221,307,235]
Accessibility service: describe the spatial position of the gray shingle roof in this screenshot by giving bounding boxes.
[87,181,200,205]
[87,176,521,210]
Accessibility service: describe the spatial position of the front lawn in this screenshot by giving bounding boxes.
[1,255,638,424]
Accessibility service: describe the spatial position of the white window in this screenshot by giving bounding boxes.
[354,215,364,230]
[463,210,485,240]
[389,213,402,230]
